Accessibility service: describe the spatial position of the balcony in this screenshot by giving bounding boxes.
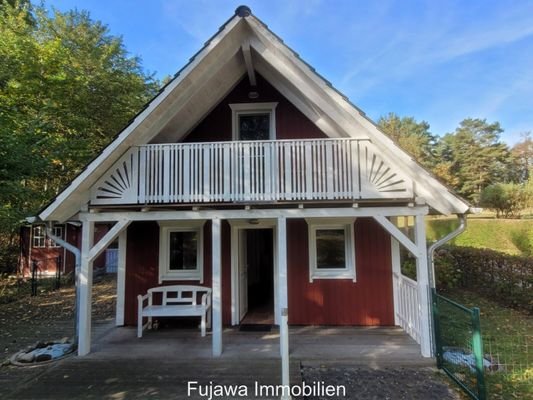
[90,138,413,206]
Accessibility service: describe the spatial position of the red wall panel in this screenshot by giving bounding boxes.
[123,221,233,326]
[182,73,327,143]
[287,218,394,326]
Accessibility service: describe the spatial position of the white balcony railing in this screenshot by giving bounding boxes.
[393,272,421,344]
[90,138,413,205]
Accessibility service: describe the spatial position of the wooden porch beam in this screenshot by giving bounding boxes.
[212,218,222,356]
[373,215,421,257]
[414,215,432,357]
[78,220,94,356]
[242,41,257,86]
[79,206,429,222]
[277,216,290,390]
[87,219,131,263]
[115,230,127,326]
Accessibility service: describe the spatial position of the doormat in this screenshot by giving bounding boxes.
[239,324,272,332]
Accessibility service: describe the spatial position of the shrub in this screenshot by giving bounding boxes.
[480,183,529,218]
[435,246,532,314]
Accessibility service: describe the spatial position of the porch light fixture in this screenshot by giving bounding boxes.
[248,219,260,225]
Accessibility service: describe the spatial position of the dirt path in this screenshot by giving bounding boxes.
[0,275,116,358]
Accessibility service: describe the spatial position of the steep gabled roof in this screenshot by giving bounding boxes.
[39,6,469,222]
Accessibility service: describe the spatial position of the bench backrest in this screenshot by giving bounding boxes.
[147,285,211,306]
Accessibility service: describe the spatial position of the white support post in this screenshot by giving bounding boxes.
[414,214,431,357]
[115,230,127,326]
[78,220,94,356]
[277,216,290,395]
[390,236,401,326]
[212,218,222,357]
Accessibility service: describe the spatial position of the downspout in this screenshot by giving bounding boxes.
[427,214,467,289]
[426,213,467,356]
[45,223,81,344]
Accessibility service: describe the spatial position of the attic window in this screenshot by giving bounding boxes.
[230,103,277,140]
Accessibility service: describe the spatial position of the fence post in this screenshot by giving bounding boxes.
[471,307,487,400]
[431,288,443,368]
[56,255,62,290]
[31,260,38,296]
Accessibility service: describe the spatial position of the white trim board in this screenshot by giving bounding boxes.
[79,206,429,223]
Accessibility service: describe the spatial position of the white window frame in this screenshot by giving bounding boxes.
[32,225,46,248]
[49,225,64,248]
[158,221,205,284]
[306,218,356,282]
[229,102,278,140]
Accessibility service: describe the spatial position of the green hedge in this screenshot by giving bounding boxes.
[435,246,533,314]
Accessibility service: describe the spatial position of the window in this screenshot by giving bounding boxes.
[307,219,356,282]
[230,102,278,140]
[49,225,64,248]
[158,221,205,283]
[32,225,46,248]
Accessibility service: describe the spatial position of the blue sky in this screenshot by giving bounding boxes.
[44,0,533,145]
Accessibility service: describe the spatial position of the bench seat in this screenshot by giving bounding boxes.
[137,285,212,338]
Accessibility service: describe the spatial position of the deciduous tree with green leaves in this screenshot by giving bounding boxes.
[0,0,159,273]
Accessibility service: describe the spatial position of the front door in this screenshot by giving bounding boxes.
[238,230,248,321]
[238,228,274,324]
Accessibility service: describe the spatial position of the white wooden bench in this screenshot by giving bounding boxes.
[137,285,212,338]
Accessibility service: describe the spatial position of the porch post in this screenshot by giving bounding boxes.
[212,218,222,357]
[277,216,290,392]
[115,230,127,326]
[78,220,94,356]
[414,215,431,357]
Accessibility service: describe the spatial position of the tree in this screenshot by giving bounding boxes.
[511,132,533,183]
[377,113,437,169]
[441,118,513,203]
[480,183,528,218]
[0,1,159,273]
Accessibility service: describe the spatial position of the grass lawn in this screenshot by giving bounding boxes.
[426,217,533,255]
[444,288,533,400]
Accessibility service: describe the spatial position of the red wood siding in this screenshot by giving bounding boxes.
[123,221,233,326]
[183,73,327,143]
[122,218,393,327]
[20,224,79,277]
[287,218,394,326]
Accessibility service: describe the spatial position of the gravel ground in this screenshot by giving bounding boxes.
[302,366,462,400]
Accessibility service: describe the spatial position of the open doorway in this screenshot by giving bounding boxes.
[239,228,274,325]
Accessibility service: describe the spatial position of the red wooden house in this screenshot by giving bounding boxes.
[34,6,470,373]
[19,223,116,278]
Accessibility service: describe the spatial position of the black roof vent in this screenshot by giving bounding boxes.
[235,5,252,17]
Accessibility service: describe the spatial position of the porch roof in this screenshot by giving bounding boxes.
[38,7,470,223]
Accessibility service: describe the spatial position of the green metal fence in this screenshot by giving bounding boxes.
[432,289,487,400]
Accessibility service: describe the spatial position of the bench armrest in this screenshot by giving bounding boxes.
[201,292,211,308]
[137,293,149,309]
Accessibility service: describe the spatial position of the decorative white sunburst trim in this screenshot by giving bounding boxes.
[91,149,139,205]
[359,141,413,198]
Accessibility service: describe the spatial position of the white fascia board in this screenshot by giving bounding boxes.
[247,17,469,215]
[79,206,429,222]
[39,16,244,222]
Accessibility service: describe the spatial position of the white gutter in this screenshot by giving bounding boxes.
[45,223,81,343]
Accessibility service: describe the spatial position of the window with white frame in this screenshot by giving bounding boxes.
[32,225,46,248]
[158,221,205,283]
[230,102,278,140]
[307,219,356,282]
[49,225,64,248]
